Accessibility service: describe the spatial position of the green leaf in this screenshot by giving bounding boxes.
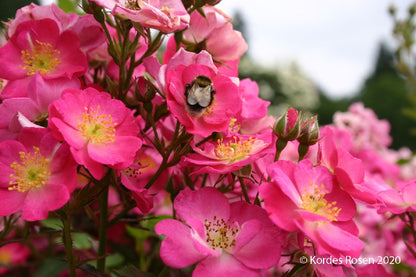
[40,218,63,230]
[141,215,172,230]
[57,0,81,14]
[33,258,67,277]
[56,232,92,250]
[113,264,148,277]
[72,232,92,249]
[105,252,124,268]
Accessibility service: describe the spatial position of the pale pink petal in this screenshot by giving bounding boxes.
[402,181,416,204]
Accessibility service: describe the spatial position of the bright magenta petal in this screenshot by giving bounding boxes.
[174,188,230,223]
[21,183,70,221]
[316,223,365,258]
[0,189,26,216]
[233,223,282,269]
[193,254,259,277]
[155,219,206,268]
[259,182,298,231]
[87,136,142,167]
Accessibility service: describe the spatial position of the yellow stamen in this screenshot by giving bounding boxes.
[215,136,257,162]
[205,216,240,250]
[123,154,157,178]
[77,106,117,145]
[301,184,341,221]
[228,117,241,133]
[0,249,12,265]
[125,0,144,10]
[9,147,51,192]
[202,98,216,116]
[21,40,61,76]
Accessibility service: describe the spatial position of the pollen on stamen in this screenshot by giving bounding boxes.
[301,184,341,221]
[21,40,61,76]
[228,117,241,133]
[204,217,240,250]
[8,147,51,193]
[215,136,257,162]
[125,0,143,10]
[77,106,117,145]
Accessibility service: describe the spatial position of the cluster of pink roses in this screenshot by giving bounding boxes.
[0,1,414,277]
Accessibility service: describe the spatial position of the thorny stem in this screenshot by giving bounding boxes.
[62,210,76,277]
[97,177,110,273]
[404,212,416,258]
[238,176,251,203]
[145,121,182,189]
[274,139,288,162]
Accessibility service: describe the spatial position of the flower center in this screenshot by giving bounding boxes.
[0,249,12,266]
[8,147,51,192]
[124,0,144,10]
[160,5,172,16]
[78,106,117,145]
[301,184,341,221]
[123,154,157,179]
[228,117,241,133]
[21,40,61,76]
[215,136,257,162]
[205,216,240,250]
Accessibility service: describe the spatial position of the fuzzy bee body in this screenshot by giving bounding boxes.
[185,75,215,116]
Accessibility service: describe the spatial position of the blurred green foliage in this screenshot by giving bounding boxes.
[357,43,412,150]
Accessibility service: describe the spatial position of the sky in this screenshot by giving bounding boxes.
[217,0,415,98]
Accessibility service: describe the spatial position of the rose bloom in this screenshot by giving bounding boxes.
[155,187,283,276]
[260,159,365,258]
[0,242,31,274]
[163,6,247,76]
[8,3,106,56]
[0,128,77,221]
[182,131,273,175]
[90,0,189,33]
[0,73,80,141]
[48,87,142,179]
[145,49,242,137]
[0,18,87,99]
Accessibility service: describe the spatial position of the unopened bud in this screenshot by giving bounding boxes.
[273,108,301,141]
[297,115,319,146]
[297,115,319,161]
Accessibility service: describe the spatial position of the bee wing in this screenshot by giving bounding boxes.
[197,85,213,107]
[186,86,200,105]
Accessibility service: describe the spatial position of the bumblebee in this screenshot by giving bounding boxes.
[185,75,216,116]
